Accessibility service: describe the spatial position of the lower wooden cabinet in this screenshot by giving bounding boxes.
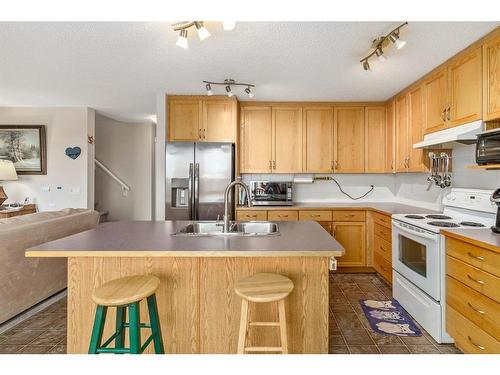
[372,212,393,284]
[267,210,298,221]
[235,210,267,221]
[333,222,366,267]
[444,234,500,353]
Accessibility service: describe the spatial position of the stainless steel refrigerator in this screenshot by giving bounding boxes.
[165,142,235,220]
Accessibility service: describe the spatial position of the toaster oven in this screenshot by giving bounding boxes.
[476,129,500,165]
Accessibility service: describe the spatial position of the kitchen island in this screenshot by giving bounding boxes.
[26,220,344,354]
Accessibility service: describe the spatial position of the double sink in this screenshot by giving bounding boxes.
[174,221,280,237]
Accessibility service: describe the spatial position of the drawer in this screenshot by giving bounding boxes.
[374,234,392,263]
[236,210,267,221]
[318,221,332,235]
[446,305,500,354]
[446,255,500,303]
[446,237,500,278]
[331,210,366,222]
[267,210,298,221]
[373,251,392,284]
[298,210,332,222]
[373,212,391,228]
[446,275,500,341]
[374,223,391,243]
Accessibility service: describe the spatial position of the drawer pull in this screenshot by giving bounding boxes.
[467,252,485,261]
[311,214,321,217]
[467,302,485,315]
[467,274,485,285]
[467,336,485,351]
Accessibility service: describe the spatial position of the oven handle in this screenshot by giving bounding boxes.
[392,221,437,241]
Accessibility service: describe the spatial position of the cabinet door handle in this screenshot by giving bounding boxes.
[273,160,276,170]
[202,128,206,139]
[467,274,485,285]
[441,109,446,122]
[468,252,484,261]
[446,106,451,121]
[467,336,485,351]
[269,160,272,170]
[334,160,339,169]
[331,160,334,171]
[198,128,202,139]
[467,302,485,315]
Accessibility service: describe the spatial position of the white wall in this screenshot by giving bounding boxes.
[154,92,166,221]
[0,107,94,211]
[94,114,154,221]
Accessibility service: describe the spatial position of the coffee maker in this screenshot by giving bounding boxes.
[490,188,500,233]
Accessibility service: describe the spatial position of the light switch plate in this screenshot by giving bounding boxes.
[41,186,50,192]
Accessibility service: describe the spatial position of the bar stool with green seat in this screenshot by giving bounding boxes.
[88,275,165,354]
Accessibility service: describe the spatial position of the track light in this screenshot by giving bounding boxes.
[206,83,213,96]
[360,22,408,71]
[222,21,236,31]
[389,32,406,50]
[244,86,254,98]
[194,21,210,41]
[375,48,386,62]
[225,85,233,97]
[176,29,188,49]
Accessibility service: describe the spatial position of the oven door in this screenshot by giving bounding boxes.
[392,220,441,301]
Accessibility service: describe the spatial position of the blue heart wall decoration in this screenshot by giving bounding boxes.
[65,146,81,160]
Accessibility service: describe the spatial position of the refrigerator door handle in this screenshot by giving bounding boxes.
[188,163,194,220]
[194,163,200,220]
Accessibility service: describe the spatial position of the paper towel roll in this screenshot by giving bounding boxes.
[293,175,314,184]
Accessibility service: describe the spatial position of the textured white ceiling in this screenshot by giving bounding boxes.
[0,22,497,122]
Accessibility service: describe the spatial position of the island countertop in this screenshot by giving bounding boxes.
[26,220,345,257]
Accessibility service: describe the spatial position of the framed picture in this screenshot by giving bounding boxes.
[0,125,47,175]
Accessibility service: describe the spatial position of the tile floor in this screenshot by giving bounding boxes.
[0,273,461,354]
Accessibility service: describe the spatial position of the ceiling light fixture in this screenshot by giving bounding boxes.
[176,29,188,49]
[194,21,210,41]
[206,83,213,96]
[202,79,256,98]
[222,21,236,31]
[172,21,236,49]
[360,22,408,70]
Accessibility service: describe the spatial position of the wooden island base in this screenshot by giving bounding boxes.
[67,256,329,354]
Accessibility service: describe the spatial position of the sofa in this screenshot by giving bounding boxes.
[0,208,100,324]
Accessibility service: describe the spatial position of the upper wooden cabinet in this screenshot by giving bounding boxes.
[272,107,303,173]
[407,85,425,172]
[448,47,482,126]
[395,94,409,172]
[395,87,426,173]
[168,99,202,141]
[167,96,237,142]
[239,106,273,173]
[385,100,395,173]
[424,68,448,134]
[365,106,387,173]
[334,107,365,173]
[423,47,482,134]
[302,107,334,173]
[483,33,500,121]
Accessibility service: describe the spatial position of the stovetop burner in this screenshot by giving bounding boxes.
[426,214,453,220]
[459,221,486,227]
[405,215,425,219]
[428,221,460,228]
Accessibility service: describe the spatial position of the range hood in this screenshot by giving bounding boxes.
[413,120,484,149]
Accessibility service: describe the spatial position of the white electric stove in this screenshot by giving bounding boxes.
[391,188,496,343]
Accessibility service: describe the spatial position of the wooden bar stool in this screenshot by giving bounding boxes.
[88,275,165,354]
[235,273,294,354]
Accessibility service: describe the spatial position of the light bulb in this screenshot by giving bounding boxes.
[395,39,406,49]
[195,21,210,41]
[222,21,236,31]
[362,60,371,71]
[206,83,213,96]
[245,87,254,98]
[375,48,386,62]
[225,85,233,97]
[176,29,188,49]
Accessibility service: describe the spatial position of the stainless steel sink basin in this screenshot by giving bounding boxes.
[173,221,280,237]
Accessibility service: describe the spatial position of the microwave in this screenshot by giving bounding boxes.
[249,181,293,206]
[476,129,500,165]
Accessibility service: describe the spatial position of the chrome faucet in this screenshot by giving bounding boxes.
[223,181,251,232]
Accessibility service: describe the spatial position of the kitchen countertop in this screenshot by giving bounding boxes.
[442,228,500,254]
[26,220,345,258]
[237,202,439,216]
